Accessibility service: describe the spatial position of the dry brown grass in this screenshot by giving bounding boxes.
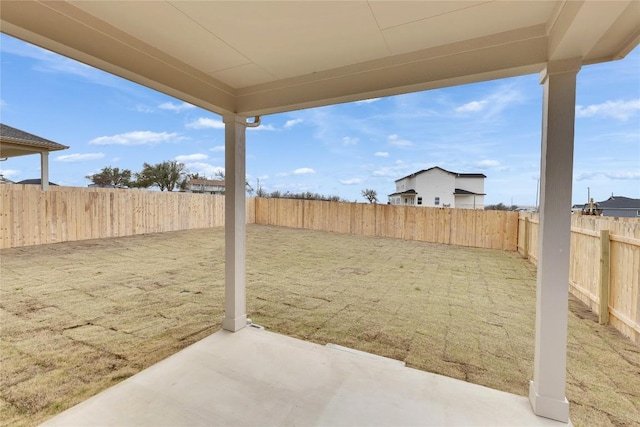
[1,225,638,426]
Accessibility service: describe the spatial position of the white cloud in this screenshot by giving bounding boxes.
[112,157,121,162]
[248,124,276,131]
[134,104,153,113]
[277,168,316,177]
[372,168,396,177]
[293,168,315,175]
[186,116,275,131]
[454,85,523,118]
[340,178,363,185]
[184,162,224,178]
[284,118,303,128]
[258,175,269,180]
[575,99,640,121]
[387,134,412,147]
[175,153,208,162]
[369,159,426,179]
[475,159,501,168]
[210,145,225,152]
[355,98,380,105]
[89,131,184,145]
[342,136,359,145]
[455,100,487,113]
[186,117,225,129]
[1,35,125,90]
[55,152,104,162]
[158,101,196,112]
[577,171,640,181]
[374,152,389,157]
[0,169,20,178]
[0,99,7,108]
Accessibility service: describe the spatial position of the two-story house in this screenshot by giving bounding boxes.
[186,178,225,195]
[388,167,485,209]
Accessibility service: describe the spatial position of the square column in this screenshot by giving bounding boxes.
[40,151,49,191]
[222,114,248,332]
[529,58,581,423]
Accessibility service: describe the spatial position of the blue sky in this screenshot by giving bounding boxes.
[1,33,638,206]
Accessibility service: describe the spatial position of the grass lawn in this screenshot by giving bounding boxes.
[1,225,638,426]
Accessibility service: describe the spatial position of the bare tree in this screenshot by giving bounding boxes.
[361,188,378,204]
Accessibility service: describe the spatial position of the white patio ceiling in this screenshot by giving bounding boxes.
[1,1,638,117]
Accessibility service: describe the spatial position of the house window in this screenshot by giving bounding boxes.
[404,198,408,204]
[417,197,422,205]
[435,197,440,205]
[637,210,640,217]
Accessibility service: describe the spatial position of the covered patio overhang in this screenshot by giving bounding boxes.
[2,1,638,424]
[0,123,69,190]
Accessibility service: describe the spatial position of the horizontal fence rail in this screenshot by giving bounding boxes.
[518,213,640,344]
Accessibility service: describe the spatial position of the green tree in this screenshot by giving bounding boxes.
[361,188,378,204]
[134,161,186,191]
[85,166,132,187]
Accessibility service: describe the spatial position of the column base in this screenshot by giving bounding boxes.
[223,314,248,332]
[529,381,570,423]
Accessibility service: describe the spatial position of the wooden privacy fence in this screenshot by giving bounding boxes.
[3,185,637,344]
[518,213,640,344]
[254,198,518,250]
[2,187,517,252]
[0,185,256,249]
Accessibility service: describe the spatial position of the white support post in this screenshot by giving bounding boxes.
[222,114,248,332]
[529,58,581,423]
[40,151,49,191]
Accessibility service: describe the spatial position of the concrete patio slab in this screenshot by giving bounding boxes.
[41,326,569,426]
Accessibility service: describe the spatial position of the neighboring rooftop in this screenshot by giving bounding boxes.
[454,188,486,196]
[0,174,15,184]
[396,167,486,182]
[387,189,418,197]
[0,123,69,158]
[597,195,640,209]
[16,179,59,186]
[189,178,225,186]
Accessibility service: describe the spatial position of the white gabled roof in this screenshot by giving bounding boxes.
[396,167,486,182]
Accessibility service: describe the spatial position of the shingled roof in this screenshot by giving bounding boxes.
[1,123,69,154]
[597,196,640,209]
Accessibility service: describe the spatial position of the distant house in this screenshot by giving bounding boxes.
[186,178,225,195]
[0,123,69,190]
[388,166,486,209]
[0,174,14,184]
[16,179,59,186]
[596,195,640,218]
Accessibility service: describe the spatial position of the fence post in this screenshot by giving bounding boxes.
[599,229,610,325]
[523,217,530,259]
